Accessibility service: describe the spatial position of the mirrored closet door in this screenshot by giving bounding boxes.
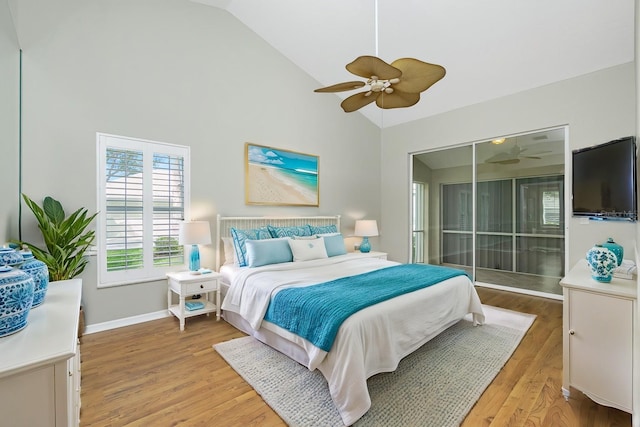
[412,128,566,297]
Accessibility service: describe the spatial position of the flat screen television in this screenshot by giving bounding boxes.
[572,136,637,221]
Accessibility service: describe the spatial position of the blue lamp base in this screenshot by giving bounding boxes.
[189,244,201,272]
[359,237,371,253]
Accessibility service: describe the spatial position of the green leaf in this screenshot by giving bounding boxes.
[43,196,65,225]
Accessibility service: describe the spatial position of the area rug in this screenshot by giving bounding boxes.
[214,305,535,427]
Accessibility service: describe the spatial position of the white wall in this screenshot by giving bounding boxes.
[0,0,19,243]
[381,63,637,269]
[11,0,381,325]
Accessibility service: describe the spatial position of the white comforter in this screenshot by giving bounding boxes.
[221,255,485,425]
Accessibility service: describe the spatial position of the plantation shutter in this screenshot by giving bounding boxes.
[152,153,185,267]
[105,147,145,272]
[98,134,190,287]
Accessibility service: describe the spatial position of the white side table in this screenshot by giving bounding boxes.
[365,251,387,260]
[352,251,388,260]
[166,271,222,331]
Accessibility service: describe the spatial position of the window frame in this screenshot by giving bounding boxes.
[96,133,191,287]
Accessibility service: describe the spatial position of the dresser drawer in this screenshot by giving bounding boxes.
[184,280,217,295]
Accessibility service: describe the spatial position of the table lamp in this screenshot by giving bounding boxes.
[179,221,212,272]
[354,220,379,253]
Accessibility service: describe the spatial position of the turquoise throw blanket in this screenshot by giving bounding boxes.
[263,264,468,352]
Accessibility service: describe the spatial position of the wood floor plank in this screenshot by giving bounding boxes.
[79,287,632,426]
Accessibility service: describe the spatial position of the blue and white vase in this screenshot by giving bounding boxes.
[586,244,618,283]
[0,265,35,337]
[601,237,623,266]
[19,249,49,308]
[0,246,23,267]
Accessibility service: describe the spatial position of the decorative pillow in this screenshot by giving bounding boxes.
[288,238,328,262]
[245,238,293,267]
[309,224,338,234]
[268,224,313,238]
[322,234,347,257]
[221,237,237,265]
[292,235,319,240]
[230,226,272,267]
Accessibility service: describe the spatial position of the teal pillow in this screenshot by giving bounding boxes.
[245,238,293,267]
[323,234,347,257]
[268,224,313,238]
[309,224,338,234]
[230,227,272,267]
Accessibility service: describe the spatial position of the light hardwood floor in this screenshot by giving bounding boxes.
[80,288,632,426]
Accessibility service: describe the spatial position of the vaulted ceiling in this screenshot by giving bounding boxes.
[193,0,635,128]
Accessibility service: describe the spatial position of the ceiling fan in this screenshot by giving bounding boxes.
[314,55,446,113]
[485,143,550,165]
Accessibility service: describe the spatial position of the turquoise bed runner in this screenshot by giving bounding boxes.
[263,263,468,351]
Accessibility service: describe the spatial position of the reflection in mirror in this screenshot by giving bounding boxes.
[412,128,565,297]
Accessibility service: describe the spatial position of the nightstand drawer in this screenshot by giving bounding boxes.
[185,280,217,294]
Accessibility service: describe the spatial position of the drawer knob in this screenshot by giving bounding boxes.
[200,284,204,289]
[569,329,575,335]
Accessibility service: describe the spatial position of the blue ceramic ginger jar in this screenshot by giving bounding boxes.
[0,246,23,267]
[586,244,618,283]
[601,237,623,266]
[19,249,49,308]
[0,265,35,337]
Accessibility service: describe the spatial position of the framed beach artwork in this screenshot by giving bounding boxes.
[245,143,319,206]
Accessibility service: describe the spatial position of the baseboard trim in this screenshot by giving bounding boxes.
[475,281,564,301]
[85,310,171,335]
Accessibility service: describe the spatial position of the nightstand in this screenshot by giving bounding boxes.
[366,251,387,260]
[166,271,222,331]
[357,251,387,260]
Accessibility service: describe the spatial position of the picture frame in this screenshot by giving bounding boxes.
[245,143,319,206]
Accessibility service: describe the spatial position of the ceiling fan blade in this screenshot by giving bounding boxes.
[340,91,380,113]
[486,152,514,163]
[346,56,402,80]
[391,58,446,93]
[314,81,366,93]
[494,159,521,164]
[376,90,420,109]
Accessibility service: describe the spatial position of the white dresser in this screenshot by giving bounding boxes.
[0,279,82,427]
[559,260,635,413]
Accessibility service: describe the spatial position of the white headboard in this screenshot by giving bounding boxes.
[215,214,341,270]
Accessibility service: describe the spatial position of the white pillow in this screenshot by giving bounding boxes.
[221,237,237,265]
[292,235,319,240]
[288,238,328,262]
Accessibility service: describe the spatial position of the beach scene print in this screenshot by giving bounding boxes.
[246,143,319,206]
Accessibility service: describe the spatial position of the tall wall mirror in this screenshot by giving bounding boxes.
[412,127,566,297]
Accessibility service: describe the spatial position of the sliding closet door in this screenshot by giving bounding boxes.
[474,130,565,294]
[412,128,565,296]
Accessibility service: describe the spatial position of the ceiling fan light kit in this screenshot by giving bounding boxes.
[314,55,446,113]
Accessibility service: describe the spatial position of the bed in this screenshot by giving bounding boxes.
[216,215,485,426]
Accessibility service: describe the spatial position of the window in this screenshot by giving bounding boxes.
[412,182,425,263]
[97,133,190,287]
[442,175,564,277]
[542,190,560,226]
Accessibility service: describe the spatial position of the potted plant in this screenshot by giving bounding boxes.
[19,194,97,281]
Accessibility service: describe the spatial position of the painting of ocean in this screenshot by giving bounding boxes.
[245,143,319,206]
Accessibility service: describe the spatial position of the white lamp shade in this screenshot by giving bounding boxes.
[178,221,212,245]
[354,220,379,237]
